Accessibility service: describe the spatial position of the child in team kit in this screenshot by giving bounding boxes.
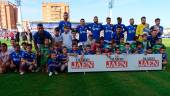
[142,33,151,52]
[118,37,126,53]
[10,44,24,72]
[21,42,27,51]
[95,47,102,55]
[159,47,168,70]
[58,47,69,72]
[145,47,153,55]
[102,44,112,55]
[134,42,144,54]
[115,47,121,55]
[84,45,94,55]
[123,43,132,54]
[47,52,61,76]
[53,42,62,55]
[110,39,117,53]
[20,44,36,75]
[69,43,82,56]
[152,39,166,54]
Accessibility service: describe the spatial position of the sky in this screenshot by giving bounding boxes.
[9,0,170,28]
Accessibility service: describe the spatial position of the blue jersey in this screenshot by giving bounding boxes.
[113,24,127,33]
[158,26,163,37]
[58,20,72,33]
[22,51,36,62]
[33,31,52,44]
[112,33,124,44]
[103,24,114,43]
[69,49,82,55]
[76,25,88,42]
[88,23,103,40]
[58,54,68,63]
[147,35,159,47]
[126,25,137,41]
[10,50,24,64]
[162,53,168,61]
[47,58,60,67]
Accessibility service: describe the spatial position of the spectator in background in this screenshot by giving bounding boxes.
[4,32,9,40]
[150,18,163,37]
[126,18,137,44]
[113,17,127,33]
[58,12,72,33]
[25,29,33,43]
[15,29,20,43]
[88,16,103,41]
[136,16,149,42]
[9,31,15,40]
[103,17,114,43]
[21,31,27,42]
[33,23,53,51]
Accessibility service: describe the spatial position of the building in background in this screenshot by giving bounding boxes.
[42,1,69,22]
[0,0,18,30]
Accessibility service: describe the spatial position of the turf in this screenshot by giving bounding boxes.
[0,39,170,96]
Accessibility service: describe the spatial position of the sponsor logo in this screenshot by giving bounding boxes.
[139,57,159,67]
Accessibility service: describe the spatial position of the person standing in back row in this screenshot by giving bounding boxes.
[58,12,72,34]
[103,17,114,44]
[113,17,127,33]
[136,16,149,42]
[150,18,163,37]
[126,18,137,44]
[76,18,88,47]
[88,16,103,41]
